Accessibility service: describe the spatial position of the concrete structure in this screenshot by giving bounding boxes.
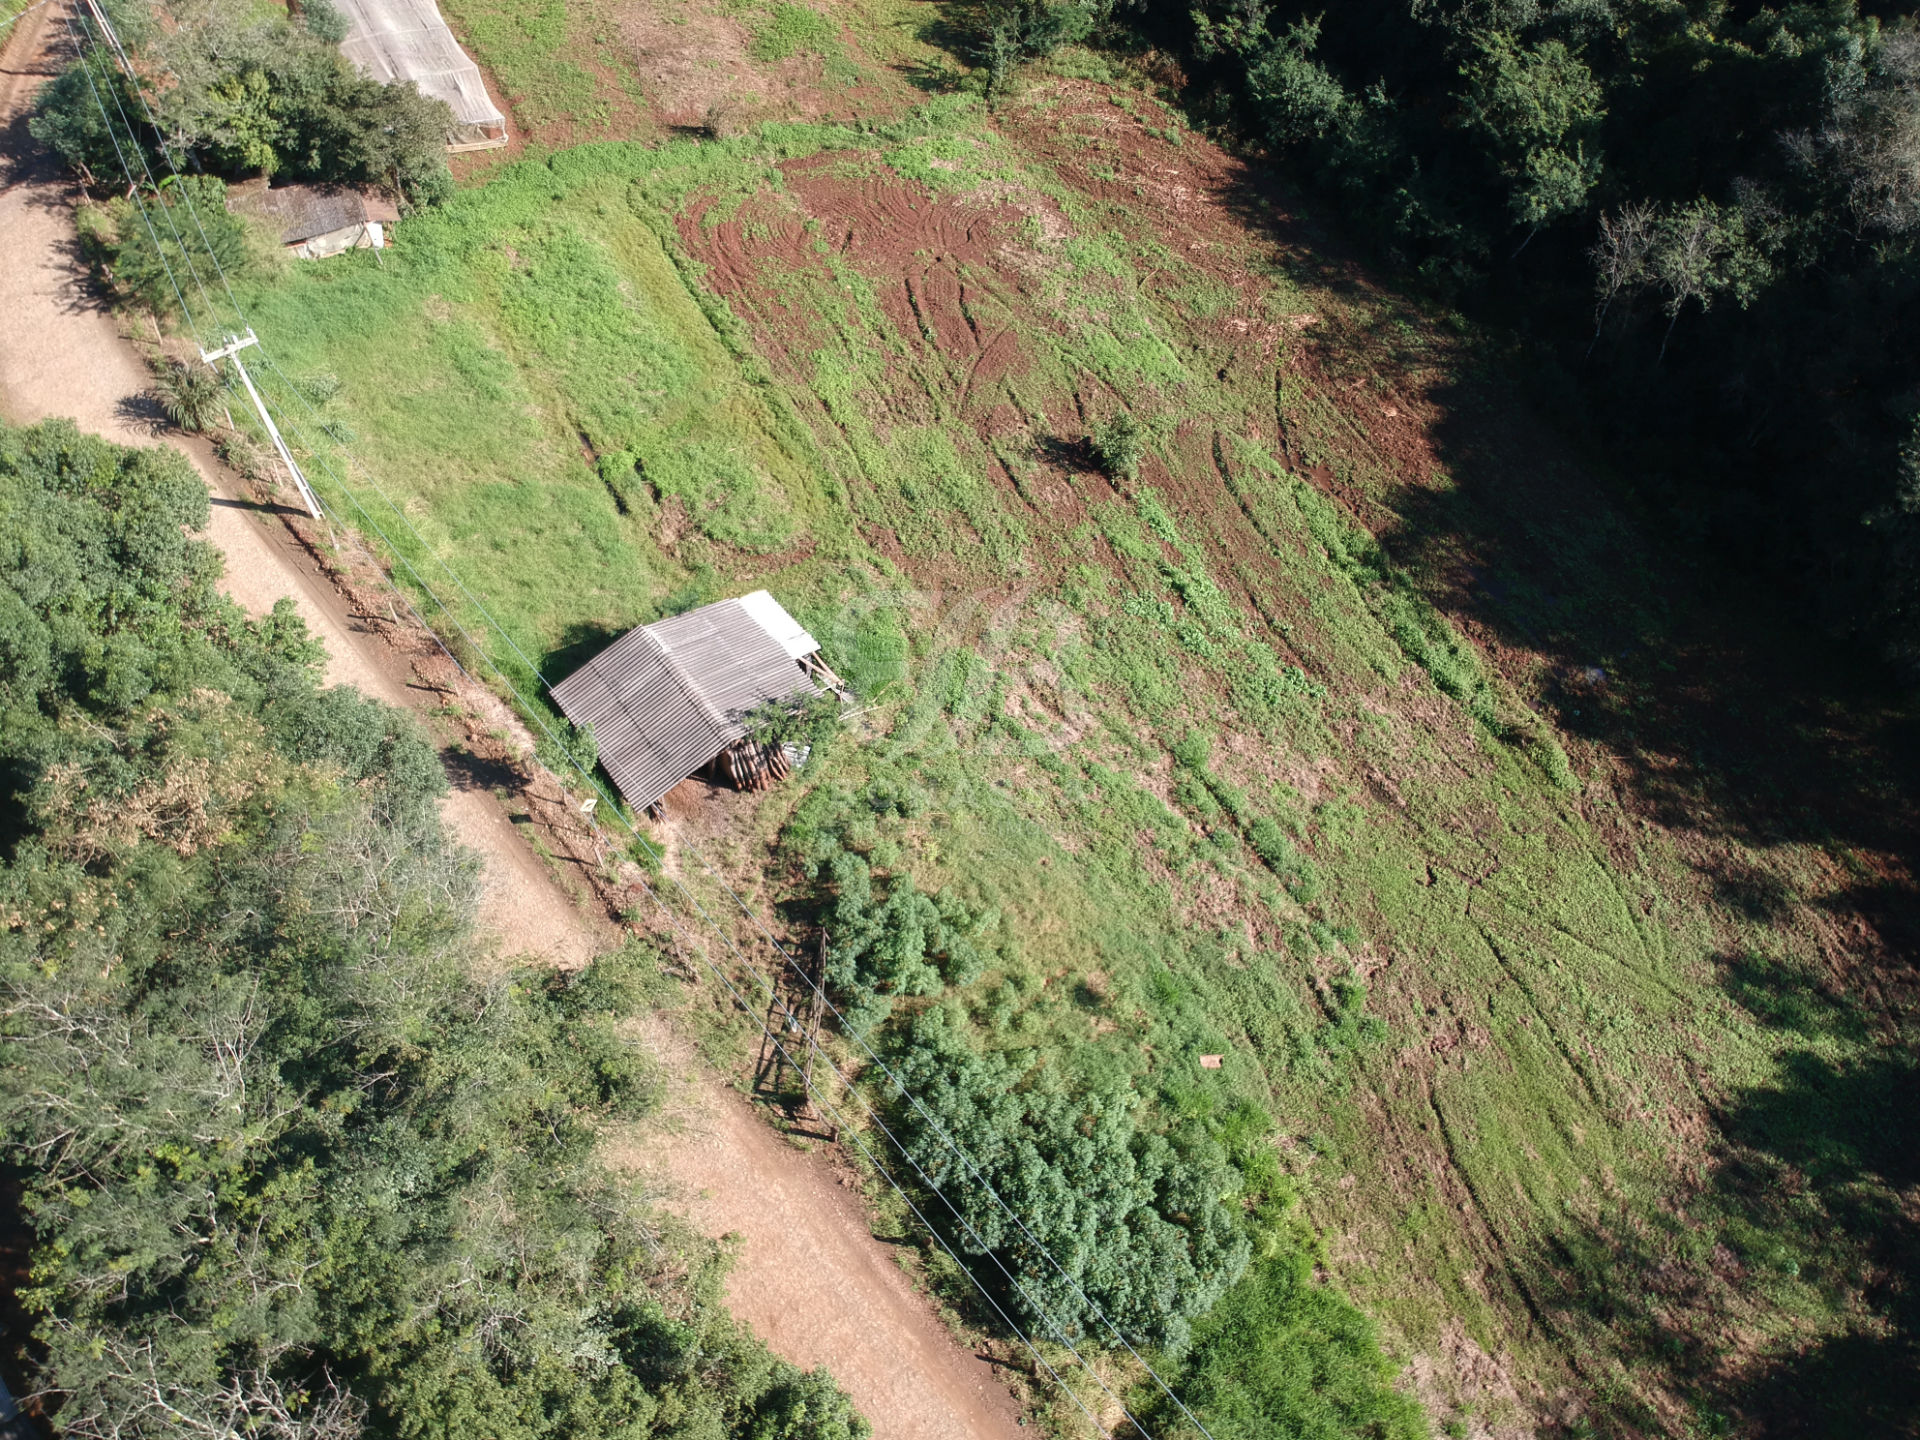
[225,180,399,259]
[551,592,836,813]
[334,0,508,151]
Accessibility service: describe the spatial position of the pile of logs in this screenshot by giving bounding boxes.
[718,738,792,791]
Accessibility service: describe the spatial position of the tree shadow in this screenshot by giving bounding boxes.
[1034,432,1097,475]
[1160,123,1920,1432]
[543,621,627,686]
[112,391,167,436]
[441,744,525,795]
[1180,120,1920,875]
[0,1164,39,1415]
[1523,953,1920,1436]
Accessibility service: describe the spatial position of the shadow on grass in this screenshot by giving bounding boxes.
[542,620,627,685]
[1154,115,1920,1436]
[1526,956,1920,1437]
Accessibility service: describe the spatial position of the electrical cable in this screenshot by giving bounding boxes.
[263,406,1132,1439]
[56,11,199,339]
[71,0,247,334]
[60,9,1218,1431]
[264,408,1146,1437]
[251,354,1219,1439]
[66,4,225,333]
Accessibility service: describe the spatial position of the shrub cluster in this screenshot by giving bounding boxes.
[31,0,453,208]
[779,777,1253,1352]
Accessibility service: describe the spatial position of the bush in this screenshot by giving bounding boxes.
[1144,1253,1426,1440]
[1090,411,1145,481]
[151,357,226,431]
[299,0,351,44]
[889,1007,1251,1350]
[98,175,252,318]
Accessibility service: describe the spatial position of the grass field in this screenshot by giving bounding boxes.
[229,7,1920,1435]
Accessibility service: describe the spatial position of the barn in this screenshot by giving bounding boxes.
[225,181,399,258]
[551,591,840,815]
[333,0,508,151]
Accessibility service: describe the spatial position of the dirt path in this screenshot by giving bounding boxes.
[0,11,1027,1437]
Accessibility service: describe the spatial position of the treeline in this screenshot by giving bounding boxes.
[0,418,865,1440]
[31,0,453,204]
[982,0,1920,672]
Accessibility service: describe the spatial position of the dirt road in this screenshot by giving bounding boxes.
[0,9,1025,1436]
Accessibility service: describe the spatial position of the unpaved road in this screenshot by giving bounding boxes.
[0,9,1025,1436]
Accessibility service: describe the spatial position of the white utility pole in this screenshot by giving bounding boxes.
[200,329,322,520]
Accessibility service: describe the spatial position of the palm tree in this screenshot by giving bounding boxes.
[152,358,226,432]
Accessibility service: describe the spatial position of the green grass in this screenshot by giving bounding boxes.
[748,1,841,61]
[229,51,1902,1434]
[439,0,649,136]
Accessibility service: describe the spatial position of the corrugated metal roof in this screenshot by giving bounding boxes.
[551,596,819,813]
[334,0,507,144]
[737,588,820,660]
[225,181,399,245]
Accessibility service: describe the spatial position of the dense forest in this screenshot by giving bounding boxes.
[0,418,865,1439]
[978,0,1920,671]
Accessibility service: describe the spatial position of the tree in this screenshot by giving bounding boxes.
[1459,32,1605,234]
[27,51,139,187]
[1587,200,1655,351]
[200,67,285,175]
[1243,17,1355,147]
[1817,26,1920,238]
[95,175,254,318]
[35,0,455,207]
[0,416,870,1440]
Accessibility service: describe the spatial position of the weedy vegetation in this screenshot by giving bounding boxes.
[22,0,1920,1435]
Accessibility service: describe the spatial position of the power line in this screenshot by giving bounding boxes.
[50,22,1138,1398]
[262,406,1132,1439]
[252,354,1216,1438]
[73,0,247,333]
[55,13,197,336]
[67,3,225,332]
[264,410,1147,1437]
[58,9,1215,1433]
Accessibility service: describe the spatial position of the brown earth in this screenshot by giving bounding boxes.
[0,10,1026,1436]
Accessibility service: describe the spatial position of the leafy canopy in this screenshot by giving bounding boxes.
[0,418,866,1440]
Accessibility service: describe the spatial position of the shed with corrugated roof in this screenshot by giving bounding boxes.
[550,591,837,813]
[225,180,400,258]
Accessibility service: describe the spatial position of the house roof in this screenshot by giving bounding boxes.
[334,0,507,141]
[225,182,399,245]
[550,593,820,812]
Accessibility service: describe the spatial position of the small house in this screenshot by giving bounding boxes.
[225,181,399,259]
[334,0,509,151]
[551,591,840,815]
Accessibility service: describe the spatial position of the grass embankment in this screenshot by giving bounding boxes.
[226,40,1915,1437]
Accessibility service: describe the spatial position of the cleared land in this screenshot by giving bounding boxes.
[165,1,1920,1435]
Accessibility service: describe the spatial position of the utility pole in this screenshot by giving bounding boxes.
[200,329,322,520]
